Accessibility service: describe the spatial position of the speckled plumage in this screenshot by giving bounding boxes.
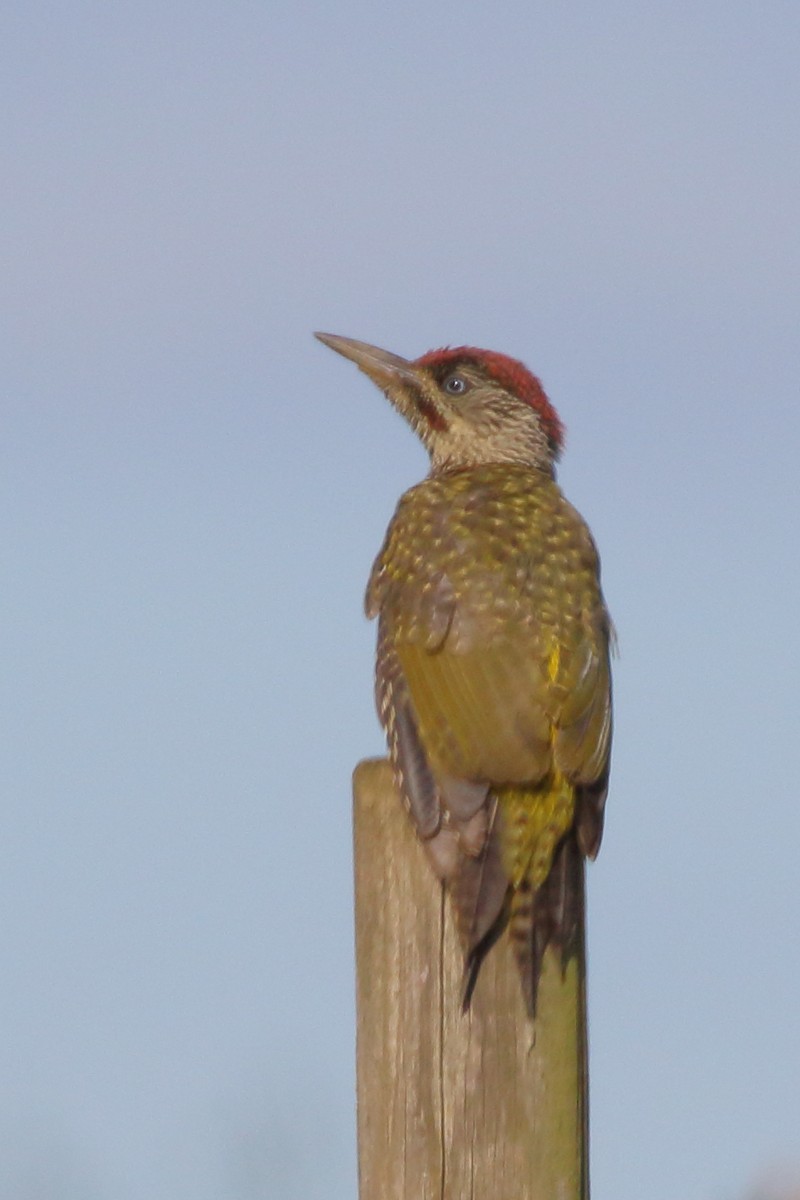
[368,465,612,1010]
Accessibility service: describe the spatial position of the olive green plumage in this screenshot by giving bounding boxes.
[315,332,613,1015]
[368,465,612,1011]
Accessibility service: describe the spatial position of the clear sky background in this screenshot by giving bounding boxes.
[2,3,799,1198]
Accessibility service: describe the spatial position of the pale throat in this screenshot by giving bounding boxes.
[425,415,553,474]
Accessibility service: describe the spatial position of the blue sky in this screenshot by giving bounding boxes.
[2,2,799,1197]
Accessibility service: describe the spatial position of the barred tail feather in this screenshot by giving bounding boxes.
[452,800,511,1010]
[509,833,584,1017]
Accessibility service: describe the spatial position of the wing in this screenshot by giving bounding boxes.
[548,614,613,856]
[388,588,612,804]
[374,615,510,960]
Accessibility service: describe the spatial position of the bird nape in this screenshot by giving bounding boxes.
[316,331,613,1017]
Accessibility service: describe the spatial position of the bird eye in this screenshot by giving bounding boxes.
[443,374,468,396]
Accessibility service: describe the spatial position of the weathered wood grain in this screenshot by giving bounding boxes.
[353,757,588,1200]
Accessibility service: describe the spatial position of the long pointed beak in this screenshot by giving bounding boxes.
[314,332,420,391]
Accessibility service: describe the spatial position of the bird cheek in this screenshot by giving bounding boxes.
[415,395,449,433]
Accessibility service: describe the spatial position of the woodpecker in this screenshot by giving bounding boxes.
[316,332,613,1015]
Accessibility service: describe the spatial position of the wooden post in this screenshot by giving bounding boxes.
[353,757,589,1200]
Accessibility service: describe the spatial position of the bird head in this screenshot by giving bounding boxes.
[315,333,564,475]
